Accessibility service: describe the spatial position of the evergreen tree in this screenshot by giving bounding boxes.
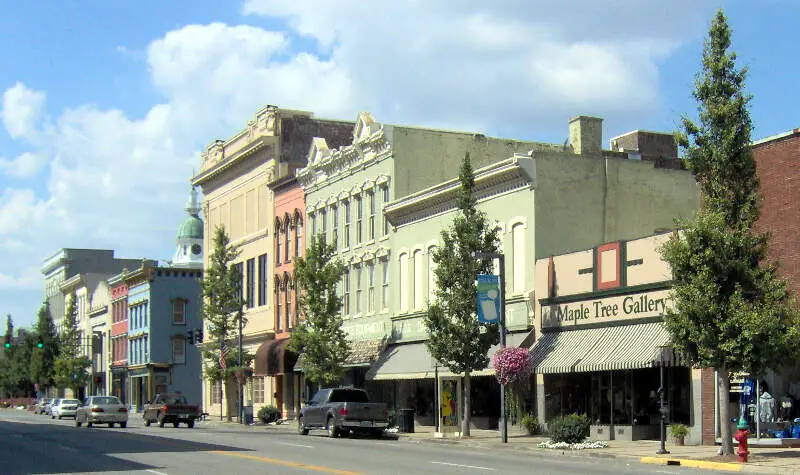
[424,153,500,437]
[53,291,92,398]
[4,314,12,347]
[661,10,800,455]
[199,226,250,421]
[288,234,349,386]
[30,301,60,394]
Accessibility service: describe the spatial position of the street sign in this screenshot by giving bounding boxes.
[476,274,501,323]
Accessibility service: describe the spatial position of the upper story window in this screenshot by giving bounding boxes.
[246,258,256,308]
[275,219,283,265]
[399,253,409,312]
[413,249,424,310]
[284,215,291,262]
[512,223,526,295]
[332,205,339,249]
[382,186,390,236]
[355,266,363,313]
[276,276,283,331]
[343,269,351,315]
[172,338,185,364]
[258,253,268,306]
[428,246,438,302]
[368,192,376,240]
[172,299,186,325]
[284,274,291,330]
[344,201,351,248]
[381,260,389,311]
[356,197,363,244]
[321,208,328,243]
[367,261,375,313]
[311,213,317,238]
[294,213,303,258]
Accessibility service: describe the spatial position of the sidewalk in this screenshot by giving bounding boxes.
[393,428,800,474]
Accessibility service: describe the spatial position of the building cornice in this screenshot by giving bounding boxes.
[59,274,84,294]
[385,154,536,228]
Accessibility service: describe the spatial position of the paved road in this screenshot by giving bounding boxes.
[0,410,723,475]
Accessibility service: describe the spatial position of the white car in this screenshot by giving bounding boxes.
[51,398,80,419]
[75,396,128,428]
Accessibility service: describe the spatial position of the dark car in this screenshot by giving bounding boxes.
[143,393,200,428]
[298,387,388,438]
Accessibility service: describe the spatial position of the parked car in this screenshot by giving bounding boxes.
[42,399,54,416]
[75,396,128,428]
[51,398,80,419]
[298,387,388,438]
[143,393,200,428]
[35,398,52,415]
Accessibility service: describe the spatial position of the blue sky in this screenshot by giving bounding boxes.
[1,1,798,328]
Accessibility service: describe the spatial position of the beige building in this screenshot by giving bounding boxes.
[529,232,713,444]
[192,105,353,418]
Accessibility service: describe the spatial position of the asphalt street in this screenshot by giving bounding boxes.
[0,410,726,475]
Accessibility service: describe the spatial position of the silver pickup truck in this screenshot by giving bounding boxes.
[298,387,388,438]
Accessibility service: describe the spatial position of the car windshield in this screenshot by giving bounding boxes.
[92,397,121,405]
[328,389,369,403]
[62,399,80,405]
[162,395,188,404]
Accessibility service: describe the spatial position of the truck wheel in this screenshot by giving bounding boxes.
[144,418,151,427]
[75,419,82,427]
[298,416,309,435]
[158,415,166,428]
[173,422,180,428]
[187,420,195,429]
[120,422,127,428]
[326,417,338,438]
[108,422,115,428]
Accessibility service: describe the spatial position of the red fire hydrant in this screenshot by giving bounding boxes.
[734,418,750,463]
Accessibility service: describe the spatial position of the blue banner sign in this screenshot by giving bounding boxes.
[476,274,501,324]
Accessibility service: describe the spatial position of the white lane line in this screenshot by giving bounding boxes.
[146,470,170,475]
[430,461,496,471]
[374,442,401,447]
[274,441,314,449]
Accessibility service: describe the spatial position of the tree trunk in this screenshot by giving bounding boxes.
[717,366,734,455]
[224,377,236,422]
[462,372,471,437]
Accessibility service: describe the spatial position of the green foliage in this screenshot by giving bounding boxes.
[29,301,59,391]
[663,9,800,455]
[424,153,500,435]
[257,405,281,424]
[520,414,541,436]
[53,291,91,397]
[669,423,689,438]
[289,234,349,386]
[547,414,590,444]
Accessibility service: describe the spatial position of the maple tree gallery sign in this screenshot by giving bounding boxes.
[541,289,672,329]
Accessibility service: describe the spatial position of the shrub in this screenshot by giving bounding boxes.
[669,423,689,439]
[520,414,541,435]
[548,414,590,444]
[257,405,281,424]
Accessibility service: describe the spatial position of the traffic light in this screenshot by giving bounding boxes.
[3,335,10,349]
[195,328,203,343]
[37,337,44,349]
[186,330,194,345]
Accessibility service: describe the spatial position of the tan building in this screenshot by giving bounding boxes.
[529,232,713,444]
[191,105,353,418]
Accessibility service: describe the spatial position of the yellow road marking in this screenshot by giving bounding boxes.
[211,450,365,475]
[640,456,742,472]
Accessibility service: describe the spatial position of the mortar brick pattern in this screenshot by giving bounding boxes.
[753,133,800,301]
[701,368,715,445]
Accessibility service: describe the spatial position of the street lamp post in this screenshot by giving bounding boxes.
[474,251,508,444]
[238,307,244,425]
[657,346,670,455]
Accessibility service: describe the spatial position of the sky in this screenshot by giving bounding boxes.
[1,0,799,328]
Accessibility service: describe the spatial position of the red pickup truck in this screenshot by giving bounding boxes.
[142,393,200,428]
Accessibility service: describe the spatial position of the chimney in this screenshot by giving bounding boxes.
[569,116,603,155]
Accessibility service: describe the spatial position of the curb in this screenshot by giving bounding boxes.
[640,456,743,472]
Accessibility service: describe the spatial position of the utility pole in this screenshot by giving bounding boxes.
[474,251,508,444]
[657,346,670,455]
[238,307,244,425]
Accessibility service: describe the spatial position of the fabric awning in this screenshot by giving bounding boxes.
[366,332,528,381]
[529,322,678,374]
[253,338,296,376]
[292,338,388,373]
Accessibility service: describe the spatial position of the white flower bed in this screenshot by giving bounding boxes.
[537,440,609,450]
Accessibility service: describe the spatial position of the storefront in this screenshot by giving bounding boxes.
[110,366,127,404]
[529,233,708,443]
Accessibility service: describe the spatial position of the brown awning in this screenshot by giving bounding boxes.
[253,338,297,376]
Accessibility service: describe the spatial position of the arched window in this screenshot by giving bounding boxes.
[413,249,423,310]
[275,275,283,331]
[512,223,526,294]
[275,218,283,265]
[294,211,303,258]
[284,214,291,262]
[427,246,438,302]
[284,272,291,330]
[399,253,409,312]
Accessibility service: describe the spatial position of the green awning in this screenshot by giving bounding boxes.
[529,322,678,374]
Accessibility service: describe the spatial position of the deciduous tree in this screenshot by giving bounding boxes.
[53,292,92,399]
[289,234,349,386]
[661,9,800,455]
[424,153,500,437]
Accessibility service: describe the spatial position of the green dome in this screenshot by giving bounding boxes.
[177,215,204,240]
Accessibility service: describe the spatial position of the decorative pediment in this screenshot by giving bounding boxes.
[308,137,331,166]
[375,247,390,259]
[375,174,390,186]
[337,190,351,202]
[350,255,362,266]
[326,196,338,207]
[350,185,362,196]
[362,250,376,262]
[362,179,376,192]
[353,112,379,143]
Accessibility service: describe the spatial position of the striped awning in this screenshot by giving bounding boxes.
[530,322,678,374]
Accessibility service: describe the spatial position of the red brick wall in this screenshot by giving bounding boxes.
[753,132,800,301]
[701,368,716,445]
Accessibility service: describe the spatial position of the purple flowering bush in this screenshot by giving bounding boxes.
[492,347,532,386]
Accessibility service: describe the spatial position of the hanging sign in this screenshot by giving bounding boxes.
[476,274,501,324]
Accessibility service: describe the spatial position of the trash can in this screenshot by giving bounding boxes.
[398,408,415,433]
[244,405,254,425]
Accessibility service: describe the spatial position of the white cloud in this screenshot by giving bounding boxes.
[0,152,46,178]
[2,81,46,140]
[0,2,716,323]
